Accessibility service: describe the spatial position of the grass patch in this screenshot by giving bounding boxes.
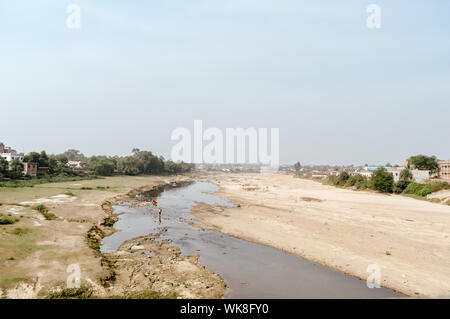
[80,187,93,190]
[0,175,100,188]
[0,214,19,225]
[0,226,47,288]
[109,290,178,299]
[46,287,93,299]
[102,217,116,227]
[10,227,32,236]
[64,191,75,196]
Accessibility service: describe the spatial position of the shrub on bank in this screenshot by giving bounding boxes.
[370,168,394,193]
[393,180,411,194]
[345,174,368,189]
[403,182,433,197]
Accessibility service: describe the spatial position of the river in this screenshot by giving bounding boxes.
[101,181,402,298]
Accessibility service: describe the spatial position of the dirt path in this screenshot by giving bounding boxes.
[192,173,450,298]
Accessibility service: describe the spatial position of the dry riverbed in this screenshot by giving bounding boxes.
[0,175,225,299]
[192,173,450,298]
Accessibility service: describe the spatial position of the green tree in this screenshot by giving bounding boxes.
[24,152,40,163]
[62,149,87,162]
[0,157,9,177]
[407,155,438,172]
[393,169,413,193]
[48,155,73,175]
[117,156,141,175]
[9,158,24,179]
[89,158,115,176]
[399,168,413,182]
[38,151,49,167]
[336,171,350,186]
[371,168,394,193]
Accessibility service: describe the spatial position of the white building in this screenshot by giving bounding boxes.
[0,143,24,162]
[411,169,430,183]
[388,167,430,183]
[387,167,403,182]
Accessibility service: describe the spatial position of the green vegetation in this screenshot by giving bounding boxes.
[370,168,394,193]
[109,290,178,299]
[325,167,447,199]
[0,175,99,188]
[431,181,450,193]
[393,168,414,193]
[102,217,116,227]
[46,287,93,299]
[1,147,191,189]
[0,214,19,225]
[407,154,438,173]
[0,225,46,288]
[88,157,116,176]
[345,174,370,190]
[327,172,370,190]
[404,183,433,197]
[8,159,24,179]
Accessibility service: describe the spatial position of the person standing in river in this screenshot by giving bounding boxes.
[158,208,162,224]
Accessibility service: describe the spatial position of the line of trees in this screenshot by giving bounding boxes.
[0,148,193,181]
[87,149,193,176]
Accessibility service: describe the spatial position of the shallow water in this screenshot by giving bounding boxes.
[101,182,402,298]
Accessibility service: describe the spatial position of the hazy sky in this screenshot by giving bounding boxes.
[1,0,449,165]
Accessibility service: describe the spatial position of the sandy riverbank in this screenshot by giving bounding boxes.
[0,175,225,298]
[192,173,450,297]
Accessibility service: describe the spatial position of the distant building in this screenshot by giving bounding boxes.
[387,167,430,183]
[388,167,403,182]
[23,162,38,177]
[67,161,87,174]
[438,160,450,181]
[359,166,390,178]
[67,161,83,169]
[0,142,24,162]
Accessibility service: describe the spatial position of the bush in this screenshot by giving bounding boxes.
[0,213,19,224]
[336,172,350,186]
[393,180,411,194]
[404,182,433,197]
[370,168,394,193]
[345,174,367,188]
